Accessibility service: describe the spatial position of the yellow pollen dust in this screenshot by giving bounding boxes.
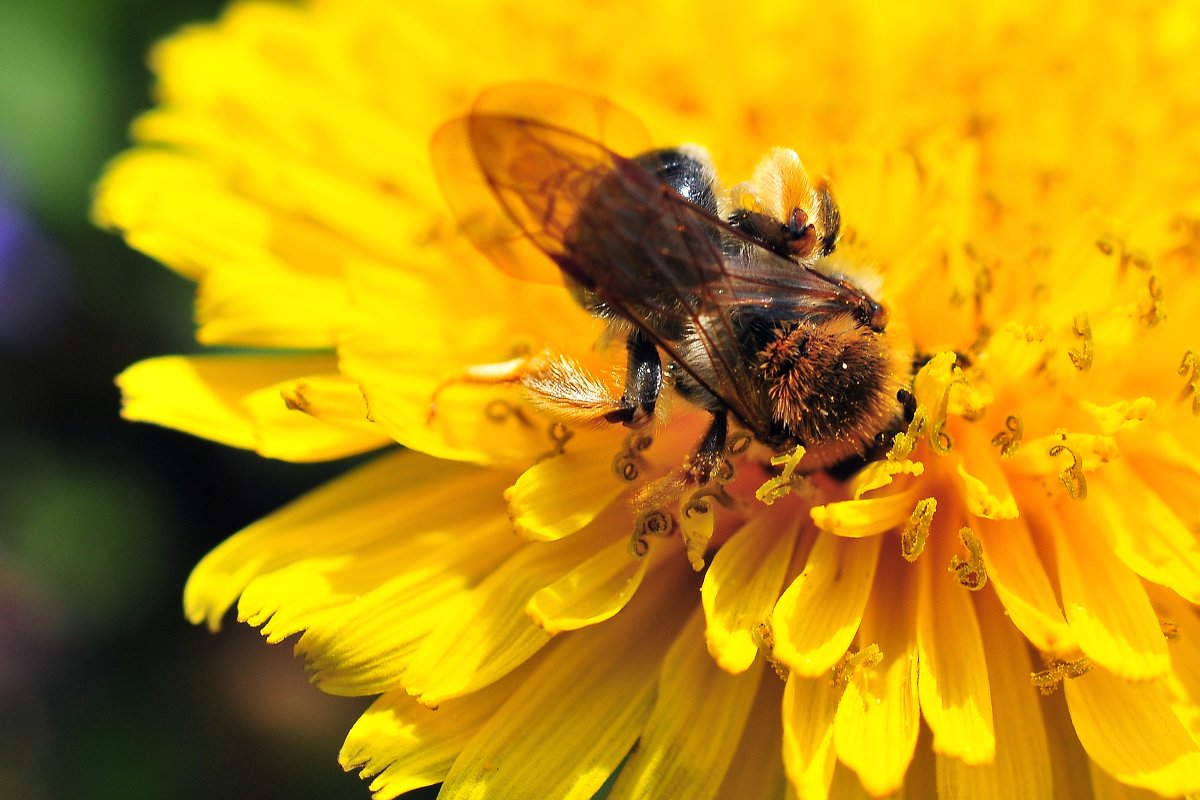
[833,644,884,688]
[1031,656,1094,695]
[753,621,789,681]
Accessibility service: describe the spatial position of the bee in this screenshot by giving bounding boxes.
[433,85,910,482]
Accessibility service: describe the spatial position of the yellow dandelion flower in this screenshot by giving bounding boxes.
[96,1,1200,798]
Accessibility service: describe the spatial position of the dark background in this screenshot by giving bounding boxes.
[0,2,385,797]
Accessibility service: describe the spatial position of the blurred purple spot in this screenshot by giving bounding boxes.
[0,199,75,349]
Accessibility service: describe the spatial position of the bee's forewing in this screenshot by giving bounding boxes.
[431,83,652,285]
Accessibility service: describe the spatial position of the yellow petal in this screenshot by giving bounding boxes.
[1080,397,1156,434]
[505,439,626,541]
[782,673,839,800]
[974,516,1076,654]
[609,611,766,800]
[811,490,918,537]
[702,507,800,673]
[184,450,508,630]
[827,764,874,800]
[195,269,350,347]
[773,534,882,677]
[906,724,939,798]
[916,541,995,764]
[1065,666,1200,797]
[339,669,523,800]
[1040,681,1096,800]
[1088,761,1170,800]
[833,562,920,797]
[93,149,271,281]
[243,373,390,462]
[955,440,1019,520]
[934,591,1052,799]
[849,458,924,499]
[1052,501,1170,681]
[1089,465,1200,603]
[719,678,787,800]
[526,532,654,634]
[356,361,555,465]
[291,514,521,695]
[401,519,626,706]
[437,559,694,800]
[1147,586,1200,747]
[118,353,336,451]
[341,246,605,466]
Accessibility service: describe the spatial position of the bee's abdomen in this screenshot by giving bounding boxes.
[756,312,896,464]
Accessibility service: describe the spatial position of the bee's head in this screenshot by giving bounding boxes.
[855,296,889,333]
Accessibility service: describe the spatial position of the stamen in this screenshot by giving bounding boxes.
[1166,215,1200,268]
[949,527,987,590]
[483,398,532,425]
[901,497,937,561]
[1068,313,1093,372]
[1139,273,1166,327]
[1048,434,1088,500]
[681,486,732,571]
[629,508,674,558]
[833,644,884,687]
[1031,656,1093,694]
[887,407,927,461]
[927,374,954,454]
[1178,350,1200,415]
[755,444,807,505]
[534,422,574,463]
[990,414,1023,458]
[929,417,953,455]
[612,431,654,481]
[1095,234,1150,274]
[281,383,310,413]
[428,355,536,425]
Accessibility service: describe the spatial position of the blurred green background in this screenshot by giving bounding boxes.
[0,1,386,797]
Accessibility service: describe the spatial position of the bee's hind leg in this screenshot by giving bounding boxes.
[603,328,662,428]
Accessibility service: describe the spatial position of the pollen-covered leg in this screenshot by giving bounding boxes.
[429,351,625,428]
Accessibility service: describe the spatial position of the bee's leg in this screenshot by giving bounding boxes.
[813,179,841,257]
[691,411,728,484]
[603,328,662,428]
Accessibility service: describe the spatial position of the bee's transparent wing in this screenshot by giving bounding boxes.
[431,83,652,285]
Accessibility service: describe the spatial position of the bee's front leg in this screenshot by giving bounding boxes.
[603,328,662,428]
